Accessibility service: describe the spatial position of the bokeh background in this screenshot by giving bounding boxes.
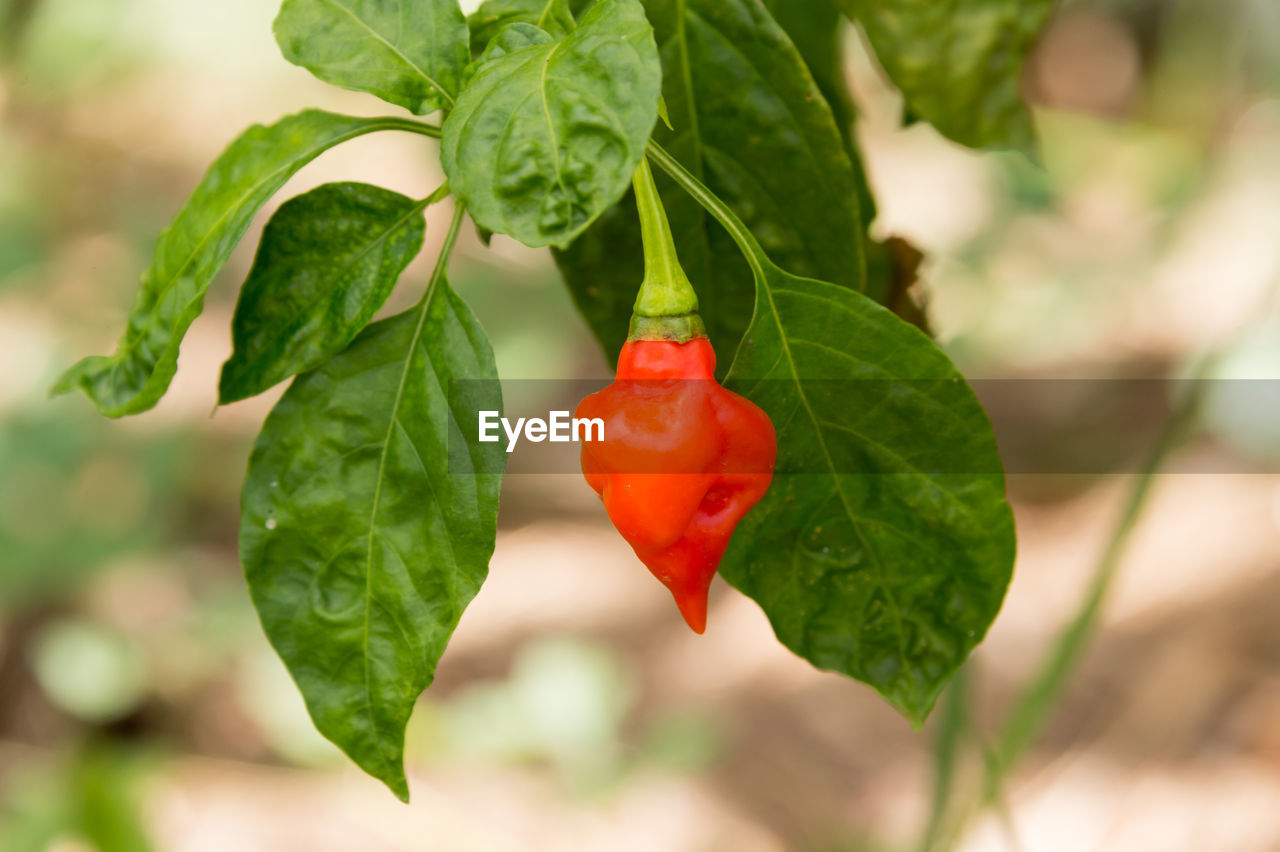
[3,0,1280,849]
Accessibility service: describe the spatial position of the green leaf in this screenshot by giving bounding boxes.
[554,0,865,367]
[468,0,576,51]
[461,21,555,88]
[240,267,504,801]
[51,110,438,418]
[477,21,556,58]
[650,143,1014,724]
[762,0,855,138]
[273,0,469,114]
[219,182,431,405]
[843,0,1052,151]
[763,0,894,306]
[441,0,661,248]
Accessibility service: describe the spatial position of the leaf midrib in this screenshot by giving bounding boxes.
[686,5,862,289]
[105,116,397,408]
[315,0,456,107]
[228,195,429,394]
[456,11,641,241]
[754,268,910,662]
[358,289,440,750]
[535,0,560,29]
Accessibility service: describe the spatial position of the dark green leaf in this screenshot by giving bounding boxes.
[551,198,640,360]
[240,278,504,801]
[762,0,855,137]
[760,0,894,306]
[651,144,1014,724]
[51,110,433,418]
[441,0,661,248]
[725,271,1013,723]
[219,182,430,405]
[554,0,866,367]
[468,0,576,52]
[274,0,469,114]
[843,0,1052,151]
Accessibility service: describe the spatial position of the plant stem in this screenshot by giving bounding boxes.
[418,183,451,207]
[647,141,770,282]
[631,156,698,317]
[379,118,443,139]
[918,364,1216,851]
[986,366,1213,790]
[920,666,971,852]
[419,203,467,309]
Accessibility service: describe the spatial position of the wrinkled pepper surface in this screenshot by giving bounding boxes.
[575,158,776,633]
[576,336,776,632]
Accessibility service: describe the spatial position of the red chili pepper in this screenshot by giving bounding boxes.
[574,157,776,632]
[576,336,776,633]
[573,156,773,626]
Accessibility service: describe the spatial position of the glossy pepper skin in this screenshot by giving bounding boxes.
[576,336,776,633]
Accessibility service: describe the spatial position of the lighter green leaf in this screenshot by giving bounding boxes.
[554,0,865,366]
[219,182,430,404]
[844,0,1053,151]
[274,0,469,114]
[51,110,435,418]
[441,0,661,248]
[650,143,1014,724]
[461,22,555,88]
[468,0,576,51]
[240,278,504,801]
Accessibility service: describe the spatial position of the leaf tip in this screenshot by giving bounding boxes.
[48,372,76,399]
[657,95,673,131]
[886,682,944,731]
[389,776,411,804]
[49,356,112,407]
[906,707,931,732]
[216,364,246,407]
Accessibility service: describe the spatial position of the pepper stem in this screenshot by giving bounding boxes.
[632,156,699,318]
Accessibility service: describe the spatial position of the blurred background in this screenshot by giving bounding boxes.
[2,0,1280,849]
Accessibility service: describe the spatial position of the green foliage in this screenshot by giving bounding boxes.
[50,0,1051,797]
[726,275,1013,721]
[462,21,555,88]
[468,0,577,50]
[240,237,505,800]
[219,182,433,404]
[843,0,1053,151]
[650,144,1014,722]
[555,0,865,366]
[762,0,855,138]
[763,0,895,304]
[51,110,436,417]
[274,0,469,114]
[441,0,661,248]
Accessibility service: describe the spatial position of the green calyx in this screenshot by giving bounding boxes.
[630,156,700,321]
[628,312,707,342]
